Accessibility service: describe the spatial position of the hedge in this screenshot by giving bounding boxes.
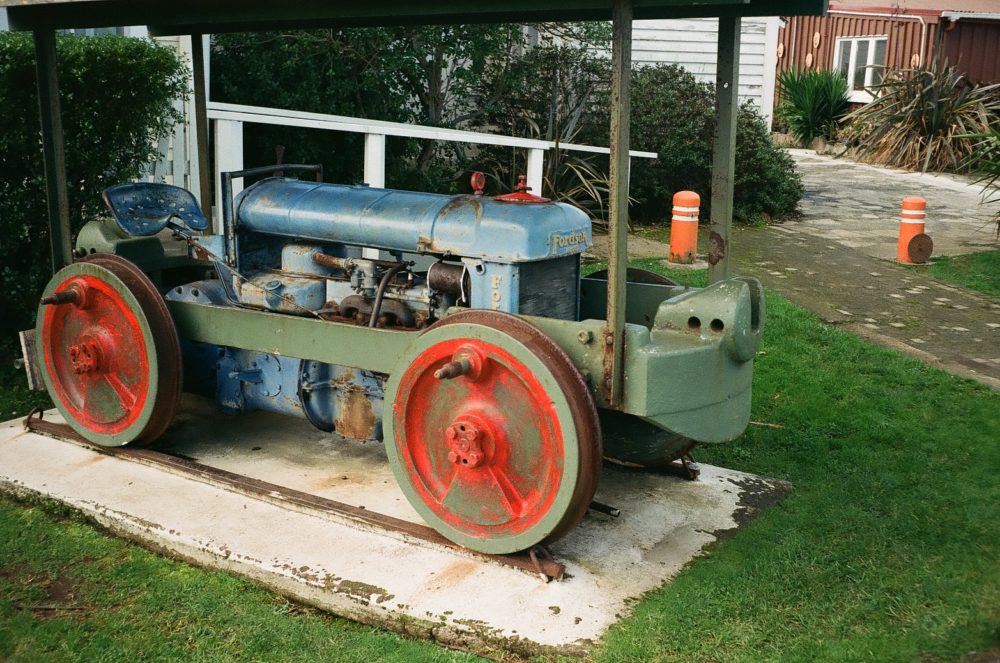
[630,64,803,225]
[0,33,187,360]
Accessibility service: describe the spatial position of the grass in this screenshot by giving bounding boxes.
[926,251,1000,299]
[0,497,469,663]
[2,261,999,662]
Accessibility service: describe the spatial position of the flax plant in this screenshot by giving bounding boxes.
[963,129,1000,236]
[776,68,850,145]
[844,58,1000,173]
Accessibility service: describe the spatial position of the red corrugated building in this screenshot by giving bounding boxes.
[777,1,1000,103]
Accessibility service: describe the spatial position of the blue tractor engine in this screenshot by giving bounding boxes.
[162,172,593,441]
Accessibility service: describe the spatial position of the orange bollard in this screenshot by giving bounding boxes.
[668,190,700,264]
[897,196,930,264]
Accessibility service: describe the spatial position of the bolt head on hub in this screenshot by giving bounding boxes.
[445,420,486,468]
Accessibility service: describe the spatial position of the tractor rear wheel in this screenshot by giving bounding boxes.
[385,310,601,554]
[36,254,182,447]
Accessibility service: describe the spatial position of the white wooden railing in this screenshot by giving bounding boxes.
[207,101,657,238]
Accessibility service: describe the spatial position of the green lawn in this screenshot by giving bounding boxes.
[926,250,1000,299]
[2,262,998,662]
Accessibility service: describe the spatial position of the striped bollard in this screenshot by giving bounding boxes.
[668,190,700,264]
[897,196,933,264]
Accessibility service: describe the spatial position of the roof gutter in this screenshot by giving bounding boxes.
[940,12,1000,22]
[828,9,927,68]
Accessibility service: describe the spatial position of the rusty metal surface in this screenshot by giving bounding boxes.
[707,231,726,267]
[334,388,378,441]
[907,233,934,264]
[426,262,468,300]
[22,411,566,581]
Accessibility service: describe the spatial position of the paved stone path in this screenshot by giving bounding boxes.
[594,150,1000,389]
[787,149,997,260]
[732,151,1000,389]
[734,226,1000,389]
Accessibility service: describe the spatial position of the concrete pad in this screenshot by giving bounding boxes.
[0,398,787,657]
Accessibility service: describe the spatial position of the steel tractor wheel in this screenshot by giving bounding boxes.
[385,310,602,554]
[36,254,182,446]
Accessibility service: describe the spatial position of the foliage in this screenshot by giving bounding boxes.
[963,129,1000,235]
[843,59,1000,173]
[0,33,188,361]
[215,33,800,225]
[776,68,850,145]
[211,30,413,188]
[2,270,999,661]
[629,64,803,224]
[212,24,612,194]
[472,37,616,219]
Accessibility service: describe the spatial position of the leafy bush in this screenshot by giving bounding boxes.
[0,33,188,358]
[964,129,1000,235]
[473,39,616,219]
[776,68,850,145]
[844,59,1000,172]
[630,64,803,224]
[212,30,424,188]
[212,26,613,197]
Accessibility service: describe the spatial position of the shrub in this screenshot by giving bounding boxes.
[776,68,850,145]
[211,30,417,188]
[630,64,803,224]
[964,129,1000,235]
[0,33,188,359]
[474,41,615,220]
[843,59,1000,172]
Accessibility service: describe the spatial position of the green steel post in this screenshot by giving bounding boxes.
[190,33,212,225]
[33,28,73,273]
[708,15,741,284]
[604,0,632,409]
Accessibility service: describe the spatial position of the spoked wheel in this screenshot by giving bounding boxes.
[36,254,182,446]
[385,310,601,554]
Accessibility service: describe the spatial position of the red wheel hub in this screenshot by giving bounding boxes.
[42,274,150,435]
[444,415,490,469]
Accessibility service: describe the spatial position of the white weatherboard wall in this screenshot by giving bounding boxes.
[633,17,780,127]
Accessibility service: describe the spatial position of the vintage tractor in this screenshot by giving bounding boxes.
[33,167,764,554]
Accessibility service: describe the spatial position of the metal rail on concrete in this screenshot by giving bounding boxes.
[23,412,567,581]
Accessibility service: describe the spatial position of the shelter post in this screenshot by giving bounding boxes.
[191,33,212,225]
[33,28,73,273]
[709,16,741,283]
[604,0,632,409]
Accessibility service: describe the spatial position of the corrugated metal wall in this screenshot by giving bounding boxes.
[942,19,1000,84]
[777,13,938,75]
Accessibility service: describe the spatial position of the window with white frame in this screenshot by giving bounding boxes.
[833,36,888,103]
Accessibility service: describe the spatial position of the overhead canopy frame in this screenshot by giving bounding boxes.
[2,0,826,407]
